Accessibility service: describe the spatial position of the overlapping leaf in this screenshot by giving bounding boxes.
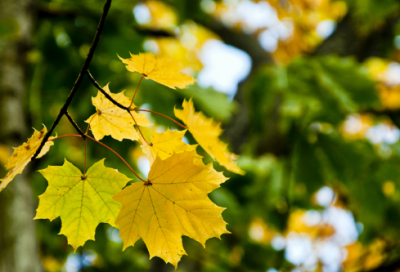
[86,84,151,141]
[119,52,195,89]
[174,99,244,175]
[35,159,131,250]
[0,126,53,192]
[141,129,197,164]
[114,150,229,268]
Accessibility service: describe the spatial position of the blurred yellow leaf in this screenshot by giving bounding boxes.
[379,84,400,109]
[248,218,277,243]
[365,57,400,109]
[213,0,347,63]
[286,209,335,239]
[142,1,177,31]
[341,114,373,139]
[0,144,11,166]
[114,151,229,268]
[0,126,53,192]
[382,181,395,196]
[344,239,386,272]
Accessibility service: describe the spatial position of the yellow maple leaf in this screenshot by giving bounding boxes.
[85,84,151,141]
[0,126,53,192]
[174,99,244,175]
[0,144,11,166]
[118,52,196,89]
[142,129,197,165]
[141,1,177,31]
[35,159,131,250]
[114,151,229,268]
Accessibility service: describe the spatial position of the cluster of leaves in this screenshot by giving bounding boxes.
[4,0,400,271]
[0,52,244,268]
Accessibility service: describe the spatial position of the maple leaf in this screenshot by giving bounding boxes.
[86,84,151,141]
[114,151,229,268]
[0,126,53,192]
[118,52,196,89]
[174,99,245,175]
[35,159,131,250]
[141,129,198,165]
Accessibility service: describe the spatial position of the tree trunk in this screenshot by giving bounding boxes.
[0,0,43,271]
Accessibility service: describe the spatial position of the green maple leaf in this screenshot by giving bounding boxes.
[35,159,130,250]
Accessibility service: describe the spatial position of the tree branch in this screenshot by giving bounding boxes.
[313,12,399,61]
[64,111,86,139]
[86,70,130,110]
[31,0,112,160]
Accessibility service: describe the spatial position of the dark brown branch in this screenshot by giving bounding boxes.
[31,0,112,160]
[86,70,130,110]
[64,111,86,139]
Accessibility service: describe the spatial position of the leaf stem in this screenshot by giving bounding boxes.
[48,134,146,182]
[32,0,112,161]
[86,112,98,134]
[128,111,152,146]
[129,75,144,108]
[48,134,82,141]
[86,135,146,182]
[134,109,187,129]
[84,140,87,175]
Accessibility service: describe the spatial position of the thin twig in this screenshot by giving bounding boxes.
[86,70,130,110]
[32,0,112,161]
[86,135,146,182]
[128,112,151,146]
[84,140,87,175]
[129,75,144,107]
[47,134,82,141]
[86,112,98,134]
[134,109,187,129]
[64,111,86,139]
[48,134,146,182]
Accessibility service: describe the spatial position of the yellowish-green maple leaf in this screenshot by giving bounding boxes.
[174,99,245,175]
[0,125,53,192]
[141,129,197,165]
[114,150,229,268]
[85,84,151,141]
[35,159,131,250]
[118,52,196,89]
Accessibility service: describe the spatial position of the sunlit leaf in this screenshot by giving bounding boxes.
[141,129,197,165]
[0,126,53,192]
[119,52,195,89]
[86,84,151,141]
[35,159,131,250]
[175,99,244,175]
[114,151,229,268]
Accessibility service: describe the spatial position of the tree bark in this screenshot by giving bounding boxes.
[0,0,43,271]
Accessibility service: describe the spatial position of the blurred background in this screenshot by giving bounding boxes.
[1,0,400,271]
